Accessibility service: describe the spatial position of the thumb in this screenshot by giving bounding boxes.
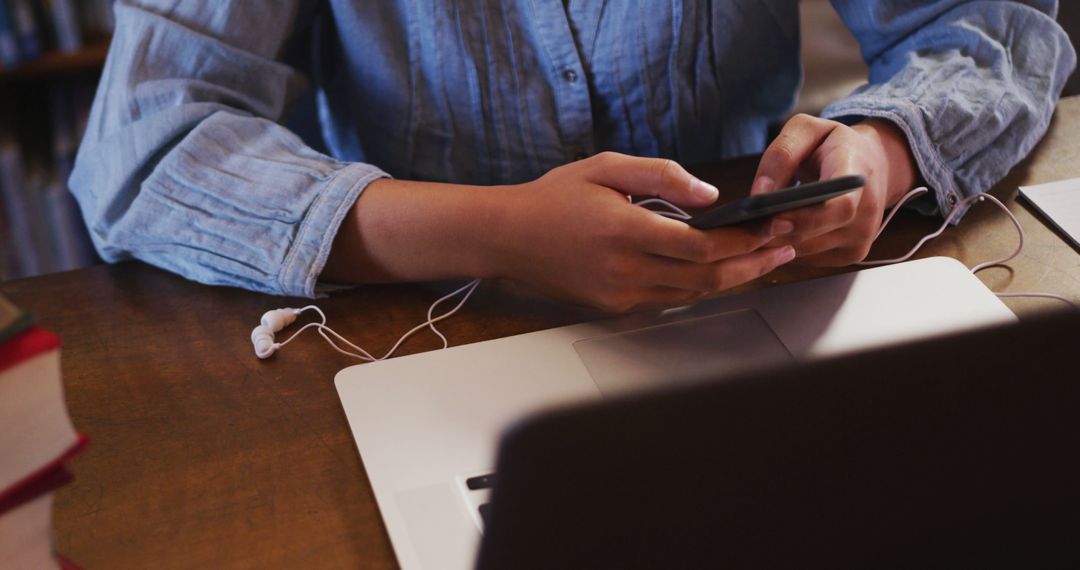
[584,152,719,207]
[752,114,838,196]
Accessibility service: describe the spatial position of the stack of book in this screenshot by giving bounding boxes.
[0,292,87,568]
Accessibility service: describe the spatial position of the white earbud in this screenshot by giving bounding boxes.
[251,324,279,359]
[251,308,300,359]
[261,308,298,332]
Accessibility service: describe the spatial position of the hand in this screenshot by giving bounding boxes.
[489,152,796,312]
[325,152,796,313]
[751,114,920,266]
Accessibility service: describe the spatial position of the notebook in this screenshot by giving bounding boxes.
[336,256,1017,570]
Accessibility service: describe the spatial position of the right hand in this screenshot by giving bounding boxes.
[489,152,796,312]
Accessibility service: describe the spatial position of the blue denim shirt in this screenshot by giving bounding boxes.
[70,1,1075,297]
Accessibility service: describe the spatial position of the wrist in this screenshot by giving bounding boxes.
[463,182,523,281]
[478,180,541,282]
[853,119,921,206]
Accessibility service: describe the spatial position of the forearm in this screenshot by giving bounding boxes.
[322,179,514,284]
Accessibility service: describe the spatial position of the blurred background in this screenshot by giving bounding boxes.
[0,0,112,281]
[0,0,1077,282]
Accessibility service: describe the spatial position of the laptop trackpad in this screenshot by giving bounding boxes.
[573,309,793,397]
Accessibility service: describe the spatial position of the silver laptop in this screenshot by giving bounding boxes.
[335,256,1016,570]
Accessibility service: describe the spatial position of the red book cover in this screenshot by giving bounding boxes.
[0,464,73,516]
[57,554,84,570]
[0,324,87,506]
[0,326,60,374]
[0,435,87,512]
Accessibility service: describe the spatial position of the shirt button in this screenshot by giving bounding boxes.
[563,69,578,83]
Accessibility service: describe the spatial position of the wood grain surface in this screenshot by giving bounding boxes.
[3,96,1079,569]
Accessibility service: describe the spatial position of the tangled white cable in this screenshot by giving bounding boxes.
[251,279,481,360]
[859,187,1075,307]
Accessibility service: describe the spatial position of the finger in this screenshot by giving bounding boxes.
[629,213,776,263]
[585,151,720,207]
[772,190,861,241]
[793,245,868,268]
[788,232,845,259]
[791,226,877,264]
[639,246,797,293]
[752,114,839,196]
[696,245,797,292]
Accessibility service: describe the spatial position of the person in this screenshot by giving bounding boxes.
[70,1,1075,312]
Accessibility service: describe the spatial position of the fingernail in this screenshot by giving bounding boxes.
[777,246,796,264]
[769,218,795,237]
[752,176,775,196]
[692,178,719,201]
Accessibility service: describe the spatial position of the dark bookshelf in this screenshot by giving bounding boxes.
[0,37,109,280]
[0,40,109,83]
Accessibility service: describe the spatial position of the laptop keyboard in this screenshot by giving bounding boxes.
[459,471,496,532]
[465,473,496,490]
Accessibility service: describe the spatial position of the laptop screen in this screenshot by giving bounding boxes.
[476,309,1080,569]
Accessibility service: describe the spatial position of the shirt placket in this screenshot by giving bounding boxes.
[530,0,595,162]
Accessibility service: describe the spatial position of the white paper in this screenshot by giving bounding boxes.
[1019,177,1080,250]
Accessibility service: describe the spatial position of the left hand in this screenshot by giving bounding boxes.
[751,114,921,266]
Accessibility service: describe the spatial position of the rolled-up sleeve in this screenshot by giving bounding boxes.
[70,1,389,297]
[824,0,1076,217]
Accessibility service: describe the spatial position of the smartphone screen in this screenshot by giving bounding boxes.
[687,175,865,230]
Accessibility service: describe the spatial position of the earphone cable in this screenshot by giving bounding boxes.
[860,188,1075,308]
[278,280,483,362]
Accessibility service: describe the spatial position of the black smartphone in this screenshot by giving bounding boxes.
[687,175,865,229]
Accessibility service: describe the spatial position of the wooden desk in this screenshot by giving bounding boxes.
[3,96,1079,569]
